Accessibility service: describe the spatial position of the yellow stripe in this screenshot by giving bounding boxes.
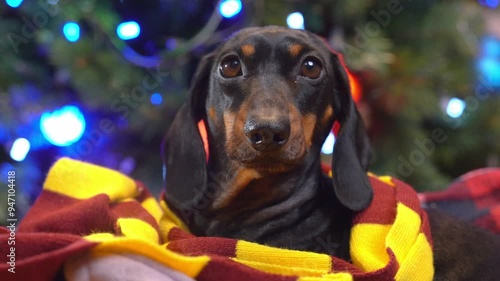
[395,234,434,281]
[160,200,189,231]
[298,273,353,281]
[233,258,326,277]
[159,218,180,243]
[141,197,163,224]
[84,234,210,278]
[159,200,190,242]
[235,240,331,275]
[350,224,391,271]
[117,218,159,243]
[386,203,421,264]
[44,158,137,201]
[377,176,395,187]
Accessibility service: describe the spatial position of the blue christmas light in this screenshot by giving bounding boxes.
[117,21,141,40]
[321,131,336,155]
[40,105,86,147]
[446,98,466,119]
[219,0,242,18]
[10,138,30,162]
[477,36,500,90]
[150,93,163,105]
[165,38,178,50]
[481,37,500,57]
[287,12,305,30]
[478,57,500,87]
[63,22,80,42]
[479,0,499,8]
[6,0,23,8]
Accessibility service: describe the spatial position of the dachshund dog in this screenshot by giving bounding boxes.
[163,26,499,280]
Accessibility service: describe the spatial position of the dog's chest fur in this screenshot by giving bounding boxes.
[193,169,353,260]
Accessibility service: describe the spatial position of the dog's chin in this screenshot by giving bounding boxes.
[240,159,299,174]
[231,143,307,174]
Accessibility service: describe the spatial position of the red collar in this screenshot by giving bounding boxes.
[197,120,210,163]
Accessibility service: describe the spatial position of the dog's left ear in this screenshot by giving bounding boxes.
[330,54,373,211]
[162,53,215,223]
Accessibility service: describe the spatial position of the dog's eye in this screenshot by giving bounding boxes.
[300,58,323,79]
[219,57,242,78]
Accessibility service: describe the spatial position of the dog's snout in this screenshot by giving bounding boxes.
[245,120,290,152]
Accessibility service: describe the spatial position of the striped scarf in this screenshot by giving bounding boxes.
[0,158,434,281]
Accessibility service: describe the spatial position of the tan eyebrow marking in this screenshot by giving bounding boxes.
[208,106,217,123]
[241,44,255,56]
[322,105,334,126]
[289,44,303,57]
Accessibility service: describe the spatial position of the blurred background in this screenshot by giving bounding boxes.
[0,0,499,224]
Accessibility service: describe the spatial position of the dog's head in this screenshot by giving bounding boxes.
[163,26,372,217]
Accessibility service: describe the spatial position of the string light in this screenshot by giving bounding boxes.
[219,0,242,18]
[287,12,305,30]
[150,93,163,105]
[117,21,141,40]
[119,156,136,174]
[321,132,336,154]
[165,38,178,50]
[479,0,499,8]
[5,0,23,8]
[478,36,500,87]
[63,22,80,42]
[10,138,30,162]
[478,57,500,87]
[482,36,500,57]
[446,98,466,118]
[40,105,86,147]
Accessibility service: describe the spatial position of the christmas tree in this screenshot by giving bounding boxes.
[1,0,499,224]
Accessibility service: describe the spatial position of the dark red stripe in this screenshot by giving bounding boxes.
[330,249,399,280]
[19,190,116,236]
[331,257,363,274]
[390,178,421,212]
[167,226,196,241]
[197,257,297,281]
[167,237,238,258]
[354,177,396,225]
[0,233,96,281]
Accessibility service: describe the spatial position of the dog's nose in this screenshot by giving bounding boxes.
[244,121,290,152]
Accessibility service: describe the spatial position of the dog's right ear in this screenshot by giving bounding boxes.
[329,54,373,212]
[162,53,215,222]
